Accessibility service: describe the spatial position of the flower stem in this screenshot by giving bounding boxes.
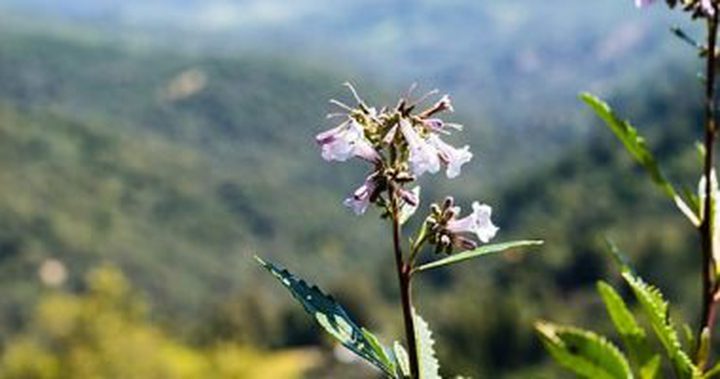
[698,8,719,371]
[389,188,420,378]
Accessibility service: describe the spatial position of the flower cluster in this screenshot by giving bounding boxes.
[636,0,715,16]
[315,83,498,253]
[426,197,498,254]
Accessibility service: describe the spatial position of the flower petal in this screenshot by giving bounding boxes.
[446,201,498,244]
[399,119,441,177]
[428,134,473,179]
[343,174,379,215]
[316,120,380,163]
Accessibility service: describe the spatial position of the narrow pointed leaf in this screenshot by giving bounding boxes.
[697,328,711,373]
[682,323,696,354]
[415,240,543,273]
[255,256,397,377]
[596,281,654,371]
[621,270,699,378]
[394,342,411,378]
[536,321,633,379]
[581,93,699,226]
[413,309,441,379]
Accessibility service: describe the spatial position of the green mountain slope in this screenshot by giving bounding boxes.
[0,31,404,341]
[0,23,711,378]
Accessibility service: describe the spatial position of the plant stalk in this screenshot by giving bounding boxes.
[389,188,420,378]
[698,8,720,371]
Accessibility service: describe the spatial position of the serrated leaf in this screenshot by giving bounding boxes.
[413,309,441,379]
[394,341,410,378]
[536,321,633,379]
[621,270,699,378]
[414,240,543,273]
[596,281,655,373]
[639,355,662,379]
[581,93,699,226]
[255,256,397,377]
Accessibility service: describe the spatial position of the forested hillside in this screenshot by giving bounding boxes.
[0,5,711,378]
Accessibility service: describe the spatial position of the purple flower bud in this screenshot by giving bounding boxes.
[423,118,445,132]
[399,119,441,177]
[316,120,380,163]
[434,95,454,113]
[446,202,499,244]
[428,134,473,179]
[398,186,419,206]
[343,173,379,215]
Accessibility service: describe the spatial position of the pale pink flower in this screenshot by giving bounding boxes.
[635,0,654,7]
[399,119,441,177]
[316,120,380,163]
[703,0,715,15]
[343,173,379,215]
[446,202,499,244]
[428,134,473,179]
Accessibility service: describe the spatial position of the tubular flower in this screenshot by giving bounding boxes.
[427,134,473,179]
[446,202,499,244]
[317,84,475,216]
[343,173,381,215]
[399,119,441,177]
[316,120,380,163]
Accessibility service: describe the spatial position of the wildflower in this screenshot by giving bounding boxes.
[635,0,654,7]
[703,0,715,15]
[399,119,441,177]
[427,134,473,179]
[446,201,499,244]
[316,120,380,163]
[420,94,454,118]
[343,173,381,215]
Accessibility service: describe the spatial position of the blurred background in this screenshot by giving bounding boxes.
[0,0,709,377]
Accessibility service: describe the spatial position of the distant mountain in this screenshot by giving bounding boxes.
[0,1,696,151]
[0,29,399,340]
[0,4,710,377]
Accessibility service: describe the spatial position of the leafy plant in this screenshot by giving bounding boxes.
[539,1,720,377]
[256,85,542,378]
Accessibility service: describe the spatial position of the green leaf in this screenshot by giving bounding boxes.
[536,321,633,379]
[255,256,397,377]
[621,270,699,378]
[639,355,662,379]
[682,323,696,355]
[414,240,543,273]
[596,281,655,373]
[581,93,699,226]
[697,328,711,373]
[413,309,441,379]
[394,342,410,378]
[703,361,720,378]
